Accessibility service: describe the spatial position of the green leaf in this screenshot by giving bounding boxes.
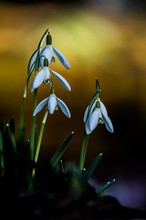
[4,123,16,154]
[97,179,116,195]
[50,131,74,169]
[3,123,17,178]
[9,118,15,134]
[85,153,103,181]
[0,120,4,151]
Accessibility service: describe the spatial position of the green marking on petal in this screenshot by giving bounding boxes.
[46,33,52,45]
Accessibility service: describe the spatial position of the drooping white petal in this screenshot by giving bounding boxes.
[53,47,70,69]
[88,108,101,132]
[40,45,54,67]
[84,99,97,122]
[98,98,114,133]
[85,119,92,134]
[44,67,51,84]
[48,94,57,114]
[31,69,45,92]
[50,69,71,91]
[102,114,114,133]
[83,106,89,122]
[33,97,49,116]
[56,97,71,118]
[98,98,108,117]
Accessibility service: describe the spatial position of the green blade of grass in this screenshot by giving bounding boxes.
[97,179,116,195]
[50,131,74,169]
[9,118,15,134]
[3,123,17,178]
[85,153,103,181]
[4,123,16,155]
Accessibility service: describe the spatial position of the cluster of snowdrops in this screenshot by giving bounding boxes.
[0,28,115,193]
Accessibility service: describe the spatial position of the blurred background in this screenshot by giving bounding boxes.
[0,0,146,209]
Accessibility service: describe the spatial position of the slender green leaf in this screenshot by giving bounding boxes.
[85,153,103,181]
[97,179,116,194]
[50,131,74,169]
[4,123,16,156]
[9,118,15,134]
[79,132,89,171]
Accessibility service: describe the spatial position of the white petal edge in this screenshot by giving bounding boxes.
[31,69,45,92]
[53,47,70,69]
[56,97,71,118]
[88,108,101,131]
[48,94,57,114]
[40,45,54,67]
[44,67,51,83]
[50,69,71,91]
[98,98,108,117]
[33,97,48,116]
[103,114,114,133]
[85,119,92,134]
[84,99,97,122]
[83,106,89,122]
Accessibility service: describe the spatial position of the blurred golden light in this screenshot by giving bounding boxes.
[0,2,146,171]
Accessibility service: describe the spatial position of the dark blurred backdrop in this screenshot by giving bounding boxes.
[0,0,146,209]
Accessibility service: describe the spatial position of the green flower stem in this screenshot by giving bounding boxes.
[30,89,38,160]
[19,83,27,131]
[32,109,48,177]
[79,130,89,171]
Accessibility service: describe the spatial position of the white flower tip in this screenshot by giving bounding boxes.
[99,153,103,156]
[71,131,74,134]
[33,109,38,116]
[68,113,71,118]
[49,109,55,115]
[85,128,92,135]
[66,64,70,70]
[110,127,114,133]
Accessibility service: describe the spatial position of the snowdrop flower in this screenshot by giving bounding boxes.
[39,33,70,69]
[31,58,71,92]
[31,58,51,92]
[84,98,114,134]
[33,94,71,118]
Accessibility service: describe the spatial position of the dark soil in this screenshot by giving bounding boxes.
[0,161,146,220]
[0,188,146,220]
